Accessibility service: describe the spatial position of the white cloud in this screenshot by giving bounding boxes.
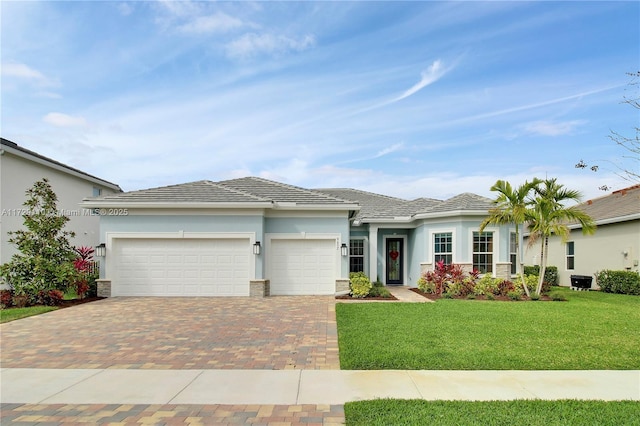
[177,12,245,34]
[1,62,56,87]
[523,120,586,136]
[117,2,134,16]
[43,112,87,127]
[391,60,448,103]
[226,33,316,59]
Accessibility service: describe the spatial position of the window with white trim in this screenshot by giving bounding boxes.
[566,241,575,270]
[473,231,493,273]
[510,232,518,275]
[434,232,453,265]
[349,239,365,273]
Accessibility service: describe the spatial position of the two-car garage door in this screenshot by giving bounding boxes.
[110,237,338,296]
[112,238,251,296]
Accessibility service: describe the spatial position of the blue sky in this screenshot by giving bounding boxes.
[2,1,638,201]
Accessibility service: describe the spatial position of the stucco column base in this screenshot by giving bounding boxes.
[96,279,111,297]
[250,280,270,297]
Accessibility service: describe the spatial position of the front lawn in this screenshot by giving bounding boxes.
[344,400,640,426]
[0,306,58,323]
[336,288,640,370]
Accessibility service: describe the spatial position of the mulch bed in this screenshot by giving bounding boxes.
[56,296,105,308]
[335,294,398,301]
[409,287,553,301]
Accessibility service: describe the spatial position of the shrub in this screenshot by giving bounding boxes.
[349,272,372,298]
[368,286,392,298]
[36,289,65,306]
[530,293,541,301]
[524,265,558,286]
[419,261,478,296]
[442,291,455,299]
[595,270,640,295]
[417,277,435,294]
[507,290,521,301]
[0,289,13,308]
[550,291,567,301]
[515,274,538,294]
[496,279,516,296]
[474,274,500,296]
[486,294,495,301]
[466,294,476,300]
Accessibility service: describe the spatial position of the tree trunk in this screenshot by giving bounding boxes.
[536,236,549,295]
[516,225,530,297]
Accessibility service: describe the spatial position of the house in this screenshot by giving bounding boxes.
[524,184,640,288]
[0,138,122,265]
[82,177,517,297]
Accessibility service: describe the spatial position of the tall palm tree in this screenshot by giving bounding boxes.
[480,179,541,297]
[526,178,597,295]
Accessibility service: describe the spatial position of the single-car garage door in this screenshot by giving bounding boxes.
[269,239,336,295]
[112,238,251,296]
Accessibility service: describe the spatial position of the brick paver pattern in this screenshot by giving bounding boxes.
[0,403,345,425]
[0,297,339,370]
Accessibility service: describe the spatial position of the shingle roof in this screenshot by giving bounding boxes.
[313,188,409,219]
[1,137,122,191]
[575,184,640,224]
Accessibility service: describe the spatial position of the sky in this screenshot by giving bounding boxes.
[2,0,639,202]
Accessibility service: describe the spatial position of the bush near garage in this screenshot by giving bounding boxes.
[595,270,640,295]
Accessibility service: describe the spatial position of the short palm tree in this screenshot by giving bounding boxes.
[480,179,541,297]
[526,178,596,295]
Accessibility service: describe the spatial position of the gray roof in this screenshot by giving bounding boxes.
[315,188,491,221]
[85,180,268,204]
[1,137,122,191]
[83,177,357,208]
[576,184,640,224]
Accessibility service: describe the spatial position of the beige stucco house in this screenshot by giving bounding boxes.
[0,138,122,265]
[524,185,640,288]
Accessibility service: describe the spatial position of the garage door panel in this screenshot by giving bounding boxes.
[113,238,250,296]
[269,239,336,295]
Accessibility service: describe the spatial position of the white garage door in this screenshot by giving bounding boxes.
[112,238,250,296]
[269,239,336,295]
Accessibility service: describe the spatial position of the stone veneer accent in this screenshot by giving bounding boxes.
[495,262,512,280]
[250,279,270,297]
[96,279,111,297]
[335,279,350,294]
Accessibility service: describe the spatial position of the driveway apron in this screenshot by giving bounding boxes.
[0,296,339,370]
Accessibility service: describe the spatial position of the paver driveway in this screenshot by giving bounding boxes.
[0,296,339,370]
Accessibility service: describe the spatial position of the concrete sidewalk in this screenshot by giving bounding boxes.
[2,368,638,405]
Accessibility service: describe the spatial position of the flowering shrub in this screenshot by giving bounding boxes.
[419,261,479,296]
[37,289,65,306]
[0,289,13,308]
[73,246,98,298]
[474,274,500,296]
[349,272,372,298]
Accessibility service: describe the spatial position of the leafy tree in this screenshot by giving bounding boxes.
[479,179,541,297]
[576,71,640,190]
[0,178,77,305]
[526,179,596,295]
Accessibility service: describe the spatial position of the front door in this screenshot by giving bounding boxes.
[386,238,403,285]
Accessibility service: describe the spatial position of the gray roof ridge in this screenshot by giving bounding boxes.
[223,176,355,204]
[315,187,407,202]
[1,137,122,191]
[202,179,271,202]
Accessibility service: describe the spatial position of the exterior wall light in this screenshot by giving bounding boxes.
[253,241,261,255]
[341,243,348,257]
[95,243,106,258]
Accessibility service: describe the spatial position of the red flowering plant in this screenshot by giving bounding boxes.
[72,246,97,298]
[417,260,479,296]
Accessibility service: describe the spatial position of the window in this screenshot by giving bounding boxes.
[510,232,518,275]
[473,231,493,274]
[349,239,365,273]
[566,241,575,270]
[92,187,102,197]
[434,232,453,265]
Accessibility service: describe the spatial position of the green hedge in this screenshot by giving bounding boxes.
[595,270,640,295]
[524,265,558,286]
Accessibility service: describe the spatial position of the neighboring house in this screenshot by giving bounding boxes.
[524,184,640,288]
[0,138,122,265]
[81,177,516,297]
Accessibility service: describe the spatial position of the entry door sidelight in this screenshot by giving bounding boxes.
[386,238,403,285]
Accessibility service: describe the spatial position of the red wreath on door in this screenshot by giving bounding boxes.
[389,250,399,261]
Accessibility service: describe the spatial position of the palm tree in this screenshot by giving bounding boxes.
[480,179,541,297]
[526,178,597,295]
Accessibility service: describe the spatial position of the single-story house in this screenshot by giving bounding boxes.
[1,138,122,265]
[524,184,640,288]
[81,177,517,297]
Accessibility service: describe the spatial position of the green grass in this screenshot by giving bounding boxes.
[344,400,640,426]
[336,288,640,369]
[0,306,58,323]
